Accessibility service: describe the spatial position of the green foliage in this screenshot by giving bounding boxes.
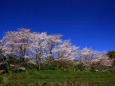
[42,61,57,70]
[41,60,77,70]
[74,63,85,71]
[107,51,115,66]
[107,51,115,59]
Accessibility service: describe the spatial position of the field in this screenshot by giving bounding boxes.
[0,70,115,86]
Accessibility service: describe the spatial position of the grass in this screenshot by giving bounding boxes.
[0,70,115,86]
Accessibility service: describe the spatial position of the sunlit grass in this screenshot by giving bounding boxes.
[0,70,115,86]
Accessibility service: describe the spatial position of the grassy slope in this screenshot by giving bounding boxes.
[1,70,115,86]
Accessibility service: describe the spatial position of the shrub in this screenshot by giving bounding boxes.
[74,63,85,71]
[42,61,57,70]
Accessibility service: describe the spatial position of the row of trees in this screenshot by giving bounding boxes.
[0,28,114,72]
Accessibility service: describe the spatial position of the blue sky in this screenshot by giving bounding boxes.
[0,0,115,51]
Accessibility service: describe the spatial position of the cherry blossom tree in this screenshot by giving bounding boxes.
[0,28,112,71]
[1,29,63,66]
[52,40,78,69]
[45,34,62,61]
[92,55,112,66]
[2,28,33,61]
[80,48,98,60]
[89,52,113,72]
[0,40,4,59]
[30,32,47,70]
[76,48,99,70]
[53,40,78,60]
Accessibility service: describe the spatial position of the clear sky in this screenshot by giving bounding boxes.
[0,0,115,51]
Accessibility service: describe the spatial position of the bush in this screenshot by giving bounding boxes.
[42,61,57,70]
[74,63,85,71]
[41,59,76,70]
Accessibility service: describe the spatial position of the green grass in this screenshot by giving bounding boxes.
[0,70,115,86]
